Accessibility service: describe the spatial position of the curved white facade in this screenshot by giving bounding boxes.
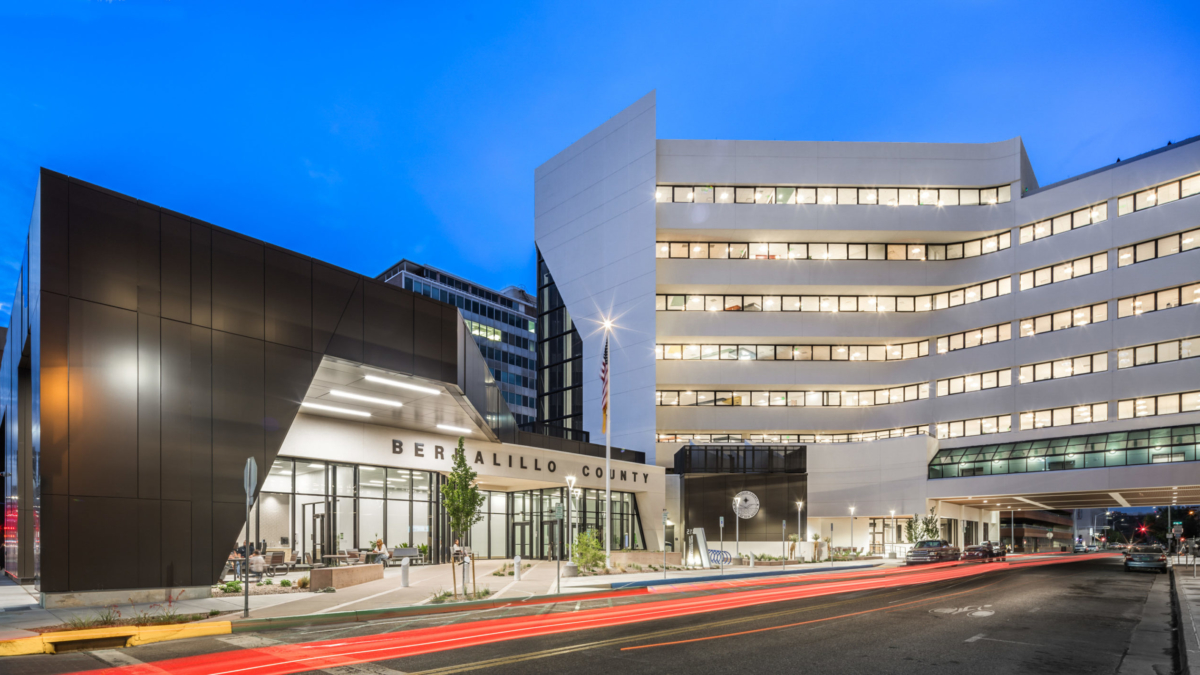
[535,93,1200,550]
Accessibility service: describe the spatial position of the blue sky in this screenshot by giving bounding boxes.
[0,1,1197,322]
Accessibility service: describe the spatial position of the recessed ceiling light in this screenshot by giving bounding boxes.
[365,375,441,395]
[437,424,472,434]
[331,390,403,407]
[301,402,370,417]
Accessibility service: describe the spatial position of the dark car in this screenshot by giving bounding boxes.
[962,544,991,561]
[1124,545,1168,574]
[988,542,1007,560]
[905,539,961,565]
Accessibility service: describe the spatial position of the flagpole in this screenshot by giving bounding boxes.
[603,326,612,569]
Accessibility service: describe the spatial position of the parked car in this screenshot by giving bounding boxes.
[1086,544,1099,552]
[1073,543,1088,553]
[987,541,1007,560]
[962,545,991,561]
[905,539,961,565]
[1124,545,1168,574]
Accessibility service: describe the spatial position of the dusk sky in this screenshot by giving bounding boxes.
[0,1,1197,322]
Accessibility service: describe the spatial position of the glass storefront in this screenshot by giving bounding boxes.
[239,457,646,562]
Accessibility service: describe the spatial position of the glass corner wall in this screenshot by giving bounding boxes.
[534,247,584,439]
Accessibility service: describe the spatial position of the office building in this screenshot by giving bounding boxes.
[1,170,663,606]
[378,260,537,426]
[534,92,1200,556]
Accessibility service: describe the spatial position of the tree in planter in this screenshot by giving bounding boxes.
[572,529,605,573]
[442,437,486,598]
[905,508,941,543]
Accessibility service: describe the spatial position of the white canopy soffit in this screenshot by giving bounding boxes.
[938,486,1200,511]
[301,356,494,441]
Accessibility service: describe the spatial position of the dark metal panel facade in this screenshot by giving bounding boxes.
[682,473,808,543]
[0,168,479,594]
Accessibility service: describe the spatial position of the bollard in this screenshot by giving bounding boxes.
[400,557,410,588]
[749,553,755,568]
[514,555,522,582]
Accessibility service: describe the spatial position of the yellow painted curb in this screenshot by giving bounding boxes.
[0,621,232,657]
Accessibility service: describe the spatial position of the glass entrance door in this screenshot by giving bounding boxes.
[542,521,562,560]
[513,522,531,559]
[302,501,328,566]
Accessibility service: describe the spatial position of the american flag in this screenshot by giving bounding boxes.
[600,336,609,434]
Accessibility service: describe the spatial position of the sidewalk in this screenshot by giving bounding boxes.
[0,557,895,639]
[1175,565,1200,673]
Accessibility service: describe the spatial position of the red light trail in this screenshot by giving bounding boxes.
[81,554,1115,675]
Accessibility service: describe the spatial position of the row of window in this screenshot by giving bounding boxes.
[936,369,1012,397]
[405,277,535,333]
[657,184,1013,206]
[1019,202,1109,244]
[1118,337,1199,369]
[936,415,1012,439]
[1019,252,1108,291]
[1118,391,1200,419]
[655,385,930,408]
[1019,353,1108,383]
[1117,173,1200,216]
[1117,282,1200,317]
[655,234,1010,262]
[655,427,926,444]
[1118,228,1200,267]
[936,323,1013,354]
[1021,302,1108,337]
[1019,403,1110,430]
[656,277,1012,314]
[655,341,928,362]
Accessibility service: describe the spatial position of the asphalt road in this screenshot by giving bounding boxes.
[5,555,1169,675]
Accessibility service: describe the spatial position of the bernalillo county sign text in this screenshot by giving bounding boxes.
[391,439,650,484]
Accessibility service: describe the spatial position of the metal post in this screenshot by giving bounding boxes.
[720,521,724,575]
[782,519,786,570]
[604,332,612,570]
[244,500,250,619]
[556,524,561,595]
[736,508,740,558]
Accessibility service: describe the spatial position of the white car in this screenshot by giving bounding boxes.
[1073,544,1088,553]
[1086,544,1098,552]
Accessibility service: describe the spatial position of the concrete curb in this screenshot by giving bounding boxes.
[1173,566,1200,674]
[0,621,232,657]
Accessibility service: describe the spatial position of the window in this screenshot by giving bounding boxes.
[936,323,1012,354]
[936,369,1012,397]
[1018,353,1107,383]
[1019,403,1108,430]
[1118,228,1200,267]
[936,415,1011,439]
[1020,302,1108,337]
[653,233,1010,262]
[1019,202,1109,244]
[1117,282,1200,318]
[657,426,926,445]
[1117,172,1200,216]
[1118,391,1200,419]
[658,278,1011,315]
[1020,252,1108,290]
[655,341,929,362]
[658,184,1012,207]
[655,385,930,408]
[1118,336,1199,369]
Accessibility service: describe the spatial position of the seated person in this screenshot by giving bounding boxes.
[248,551,266,581]
[370,539,390,565]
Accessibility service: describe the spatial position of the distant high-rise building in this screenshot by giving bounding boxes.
[378,260,537,425]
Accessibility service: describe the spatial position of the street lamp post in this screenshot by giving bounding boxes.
[797,501,804,562]
[890,509,896,558]
[734,497,741,558]
[850,506,856,560]
[565,475,576,561]
[601,320,613,569]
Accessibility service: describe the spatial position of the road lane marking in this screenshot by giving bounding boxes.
[90,650,145,667]
[325,663,409,675]
[621,579,1005,652]
[965,633,1043,647]
[219,635,283,648]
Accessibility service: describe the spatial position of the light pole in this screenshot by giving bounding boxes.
[601,320,613,569]
[734,496,741,558]
[797,501,804,562]
[565,475,576,561]
[890,509,896,558]
[849,506,856,560]
[1092,511,1110,547]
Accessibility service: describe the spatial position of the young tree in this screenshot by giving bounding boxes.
[442,437,485,597]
